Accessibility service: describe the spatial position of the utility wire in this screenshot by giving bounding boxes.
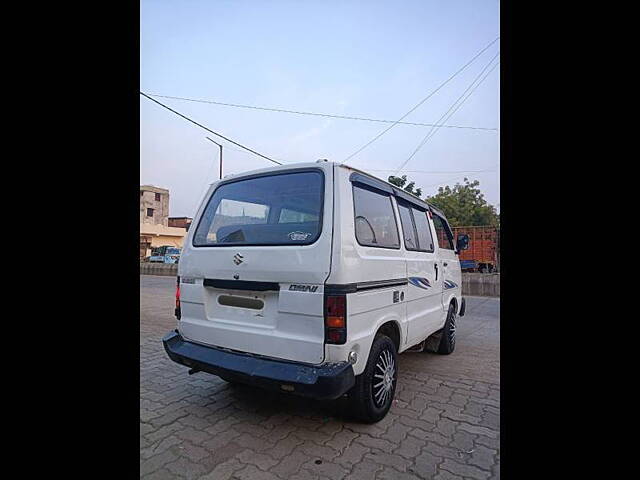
[422,167,498,189]
[400,61,500,175]
[366,167,497,174]
[394,53,500,175]
[140,91,282,165]
[146,93,498,132]
[343,36,500,163]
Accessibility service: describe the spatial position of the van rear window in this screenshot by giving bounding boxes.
[192,171,324,247]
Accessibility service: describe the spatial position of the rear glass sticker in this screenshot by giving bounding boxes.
[288,231,311,241]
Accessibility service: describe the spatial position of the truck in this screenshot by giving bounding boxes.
[452,225,499,273]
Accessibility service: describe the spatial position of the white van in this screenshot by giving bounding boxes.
[163,160,469,423]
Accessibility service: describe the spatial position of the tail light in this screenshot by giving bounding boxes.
[325,294,346,344]
[175,276,181,320]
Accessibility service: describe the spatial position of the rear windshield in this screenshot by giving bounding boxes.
[193,170,324,247]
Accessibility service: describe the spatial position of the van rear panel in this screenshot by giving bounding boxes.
[177,164,333,365]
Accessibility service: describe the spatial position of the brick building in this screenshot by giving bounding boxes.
[168,217,193,231]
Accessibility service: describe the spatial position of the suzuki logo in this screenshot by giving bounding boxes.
[233,253,244,265]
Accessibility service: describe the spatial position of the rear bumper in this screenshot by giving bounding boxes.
[162,331,355,400]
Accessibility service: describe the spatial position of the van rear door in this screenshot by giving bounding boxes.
[177,166,332,365]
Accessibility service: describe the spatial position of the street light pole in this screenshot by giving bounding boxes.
[205,136,223,179]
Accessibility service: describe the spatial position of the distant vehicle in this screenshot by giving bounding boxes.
[149,246,181,264]
[452,226,499,273]
[163,160,469,423]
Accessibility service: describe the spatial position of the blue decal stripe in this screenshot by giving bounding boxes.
[408,277,431,290]
[443,279,458,289]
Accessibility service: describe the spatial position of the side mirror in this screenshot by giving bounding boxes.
[456,234,470,251]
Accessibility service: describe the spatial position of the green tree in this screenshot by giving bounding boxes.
[388,175,422,198]
[426,178,499,227]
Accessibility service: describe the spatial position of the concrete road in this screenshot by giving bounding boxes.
[140,275,500,480]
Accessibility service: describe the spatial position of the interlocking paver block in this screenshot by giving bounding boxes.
[165,457,207,480]
[298,441,339,461]
[440,458,493,480]
[393,434,425,459]
[235,450,279,471]
[141,435,182,460]
[263,433,304,460]
[201,429,242,452]
[381,422,412,443]
[271,448,313,477]
[140,450,179,477]
[449,431,477,452]
[177,442,211,462]
[378,466,424,480]
[364,451,413,472]
[348,460,383,480]
[434,470,465,480]
[301,459,350,480]
[412,451,441,478]
[197,458,243,480]
[325,429,358,452]
[457,423,499,439]
[334,441,369,467]
[175,427,211,444]
[354,434,396,452]
[468,445,497,471]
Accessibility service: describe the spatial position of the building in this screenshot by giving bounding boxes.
[140,185,187,258]
[140,185,170,226]
[168,217,193,231]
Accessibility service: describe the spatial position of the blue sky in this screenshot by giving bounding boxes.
[141,0,500,217]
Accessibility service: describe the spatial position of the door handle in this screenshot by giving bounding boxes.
[443,262,448,267]
[434,263,438,281]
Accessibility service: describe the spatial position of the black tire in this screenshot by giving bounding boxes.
[437,303,457,354]
[348,335,398,423]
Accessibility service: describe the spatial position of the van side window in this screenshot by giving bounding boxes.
[397,203,418,250]
[412,208,435,252]
[432,213,455,250]
[353,186,400,249]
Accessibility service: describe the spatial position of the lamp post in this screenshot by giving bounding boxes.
[205,137,223,179]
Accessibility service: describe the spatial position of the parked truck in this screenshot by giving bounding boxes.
[452,225,499,273]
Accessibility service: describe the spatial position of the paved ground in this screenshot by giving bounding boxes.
[141,275,500,480]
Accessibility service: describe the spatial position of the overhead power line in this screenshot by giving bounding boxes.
[146,93,498,132]
[421,167,499,189]
[343,36,500,163]
[140,91,282,165]
[365,167,497,174]
[394,53,500,175]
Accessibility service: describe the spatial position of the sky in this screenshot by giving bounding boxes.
[141,0,500,218]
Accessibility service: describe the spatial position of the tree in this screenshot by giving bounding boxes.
[426,178,499,227]
[388,175,422,198]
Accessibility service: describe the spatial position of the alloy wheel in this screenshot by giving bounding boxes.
[372,349,396,407]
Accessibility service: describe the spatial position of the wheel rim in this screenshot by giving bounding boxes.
[448,310,456,347]
[372,349,396,408]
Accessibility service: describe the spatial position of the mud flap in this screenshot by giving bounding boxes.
[423,329,443,353]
